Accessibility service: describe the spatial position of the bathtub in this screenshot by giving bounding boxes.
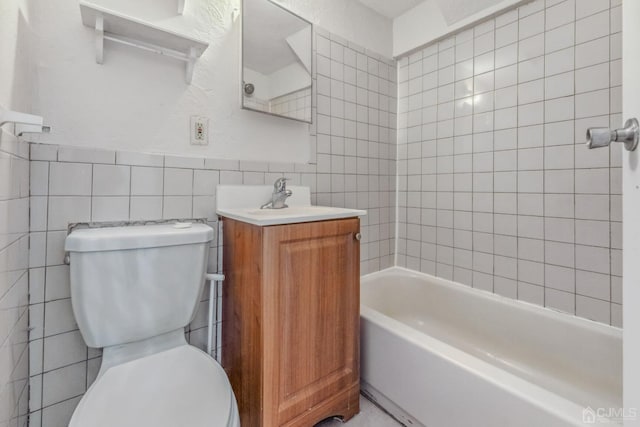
[360,268,622,427]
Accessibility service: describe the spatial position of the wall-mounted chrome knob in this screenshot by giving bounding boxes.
[586,118,639,151]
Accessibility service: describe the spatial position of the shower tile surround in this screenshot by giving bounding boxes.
[396,0,623,326]
[26,27,397,426]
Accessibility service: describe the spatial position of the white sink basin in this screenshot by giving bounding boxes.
[217,205,366,226]
[216,185,366,226]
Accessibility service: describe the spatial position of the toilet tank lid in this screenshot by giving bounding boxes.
[65,223,214,252]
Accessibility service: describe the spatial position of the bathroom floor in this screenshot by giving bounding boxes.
[315,395,402,427]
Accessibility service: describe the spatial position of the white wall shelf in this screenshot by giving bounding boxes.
[0,107,50,135]
[79,1,209,84]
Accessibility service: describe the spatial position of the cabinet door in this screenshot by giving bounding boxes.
[262,218,360,426]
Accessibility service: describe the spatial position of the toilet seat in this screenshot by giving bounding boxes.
[69,345,236,427]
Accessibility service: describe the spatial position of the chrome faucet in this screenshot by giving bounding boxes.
[261,178,292,209]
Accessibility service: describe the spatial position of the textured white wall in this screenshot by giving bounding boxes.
[25,0,391,163]
[0,0,31,114]
[0,0,17,109]
[0,0,20,109]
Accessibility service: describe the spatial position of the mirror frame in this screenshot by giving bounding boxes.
[240,0,313,124]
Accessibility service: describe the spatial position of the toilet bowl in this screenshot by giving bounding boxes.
[64,223,239,427]
[69,340,239,427]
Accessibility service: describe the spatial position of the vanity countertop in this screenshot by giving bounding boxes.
[215,184,366,226]
[216,205,366,226]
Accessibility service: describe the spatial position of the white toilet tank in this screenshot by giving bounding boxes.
[65,223,214,348]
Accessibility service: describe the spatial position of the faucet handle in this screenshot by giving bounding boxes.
[274,177,289,192]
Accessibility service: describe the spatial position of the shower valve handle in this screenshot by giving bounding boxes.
[586,118,639,151]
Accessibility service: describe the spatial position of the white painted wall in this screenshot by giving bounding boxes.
[25,0,392,163]
[0,0,18,110]
[392,0,527,57]
[0,0,31,116]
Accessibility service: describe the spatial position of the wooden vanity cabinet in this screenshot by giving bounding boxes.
[221,217,361,427]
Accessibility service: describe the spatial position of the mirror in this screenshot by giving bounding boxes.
[242,0,312,123]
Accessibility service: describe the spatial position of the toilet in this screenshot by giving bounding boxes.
[64,223,240,427]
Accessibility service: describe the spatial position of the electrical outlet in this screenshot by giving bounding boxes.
[190,116,209,145]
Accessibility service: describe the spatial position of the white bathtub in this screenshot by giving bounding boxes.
[360,268,622,427]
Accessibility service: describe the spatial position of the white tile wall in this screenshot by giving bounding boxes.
[314,27,397,272]
[0,129,30,427]
[396,0,622,326]
[26,26,397,425]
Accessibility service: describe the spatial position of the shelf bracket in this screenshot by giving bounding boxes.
[178,0,185,15]
[95,13,104,64]
[185,46,196,84]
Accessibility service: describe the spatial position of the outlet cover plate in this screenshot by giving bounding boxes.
[190,116,209,145]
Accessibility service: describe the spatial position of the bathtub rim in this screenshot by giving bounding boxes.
[361,267,622,338]
[359,267,621,426]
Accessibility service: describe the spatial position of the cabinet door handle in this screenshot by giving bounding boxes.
[354,233,361,241]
